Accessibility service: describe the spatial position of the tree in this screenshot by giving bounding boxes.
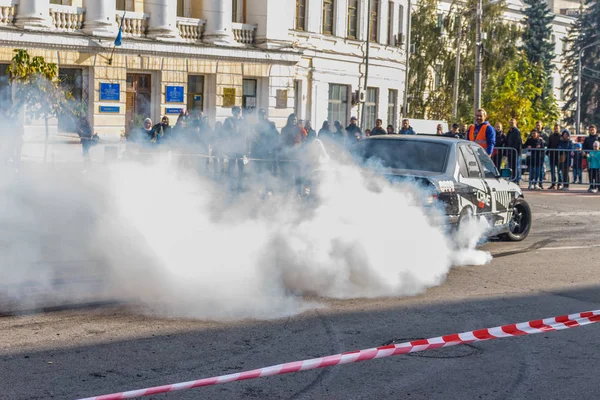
[407,0,521,123]
[561,0,600,128]
[521,0,555,83]
[6,49,73,162]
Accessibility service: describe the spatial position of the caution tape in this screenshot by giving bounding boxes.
[77,309,600,400]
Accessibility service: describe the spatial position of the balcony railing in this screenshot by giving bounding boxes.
[176,17,204,42]
[116,11,149,38]
[0,3,16,26]
[232,23,256,45]
[50,4,84,32]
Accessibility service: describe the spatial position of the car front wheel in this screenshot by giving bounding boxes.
[501,198,531,242]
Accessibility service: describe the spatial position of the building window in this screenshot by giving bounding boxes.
[398,4,404,47]
[177,0,185,17]
[364,87,378,129]
[369,0,379,42]
[323,0,334,35]
[187,75,204,112]
[347,0,358,39]
[296,0,306,31]
[387,1,393,45]
[58,68,85,132]
[232,0,244,23]
[328,84,349,125]
[116,0,134,11]
[387,89,398,128]
[50,0,71,4]
[433,64,443,90]
[242,78,257,116]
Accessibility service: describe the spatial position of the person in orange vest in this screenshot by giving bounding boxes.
[468,108,496,156]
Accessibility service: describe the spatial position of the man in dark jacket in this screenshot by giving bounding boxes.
[398,119,416,135]
[546,123,562,189]
[370,119,387,136]
[524,129,545,190]
[582,125,599,191]
[444,123,463,138]
[346,116,362,140]
[505,119,523,184]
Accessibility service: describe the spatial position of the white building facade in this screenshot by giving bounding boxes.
[0,0,410,139]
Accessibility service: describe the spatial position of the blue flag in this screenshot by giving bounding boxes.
[114,13,125,46]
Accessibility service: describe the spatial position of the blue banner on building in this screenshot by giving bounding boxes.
[166,108,183,114]
[100,83,120,101]
[100,106,120,113]
[166,86,184,103]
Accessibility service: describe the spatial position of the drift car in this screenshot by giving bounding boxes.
[354,135,531,241]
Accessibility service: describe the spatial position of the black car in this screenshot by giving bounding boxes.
[353,135,531,241]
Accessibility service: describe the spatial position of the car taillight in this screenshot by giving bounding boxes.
[425,193,438,205]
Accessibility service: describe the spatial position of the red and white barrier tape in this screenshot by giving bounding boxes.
[77,309,600,400]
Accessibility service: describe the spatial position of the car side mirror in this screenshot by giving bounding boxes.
[500,168,512,179]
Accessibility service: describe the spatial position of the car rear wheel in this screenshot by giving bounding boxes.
[501,198,531,242]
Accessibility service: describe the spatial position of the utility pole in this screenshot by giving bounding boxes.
[402,0,412,119]
[361,0,372,130]
[576,40,600,136]
[474,0,483,117]
[452,15,462,121]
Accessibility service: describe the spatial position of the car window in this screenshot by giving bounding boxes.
[356,140,450,173]
[457,147,469,177]
[459,145,481,178]
[473,146,499,178]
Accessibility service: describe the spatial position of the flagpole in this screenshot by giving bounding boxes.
[109,12,126,65]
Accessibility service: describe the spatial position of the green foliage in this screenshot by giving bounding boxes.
[408,0,521,123]
[6,49,73,122]
[521,0,555,79]
[561,0,600,127]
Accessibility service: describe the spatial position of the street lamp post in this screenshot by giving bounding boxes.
[361,0,372,131]
[576,40,600,136]
[402,0,412,119]
[474,0,483,115]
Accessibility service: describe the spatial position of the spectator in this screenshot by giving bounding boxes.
[364,129,371,137]
[444,123,463,139]
[467,108,496,156]
[152,116,171,144]
[370,119,387,136]
[524,129,545,190]
[333,120,347,143]
[493,122,506,169]
[535,120,549,144]
[505,119,523,184]
[387,125,396,135]
[318,121,333,140]
[297,119,308,142]
[282,113,303,148]
[398,119,416,135]
[223,117,246,192]
[587,141,600,193]
[573,143,583,184]
[557,129,573,190]
[346,116,362,141]
[251,109,278,176]
[582,125,599,191]
[77,117,95,170]
[305,120,317,139]
[547,123,562,190]
[435,124,443,135]
[459,123,468,138]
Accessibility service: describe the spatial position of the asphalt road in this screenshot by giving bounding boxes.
[1,190,600,400]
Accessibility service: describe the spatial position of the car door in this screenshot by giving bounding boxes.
[456,144,491,216]
[472,145,513,227]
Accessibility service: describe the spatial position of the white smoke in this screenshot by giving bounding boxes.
[0,143,492,320]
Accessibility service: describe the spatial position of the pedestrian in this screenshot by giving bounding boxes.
[435,124,443,135]
[77,116,95,171]
[281,113,304,193]
[459,123,468,138]
[152,116,171,144]
[467,108,496,156]
[493,122,506,169]
[557,129,573,190]
[398,119,416,135]
[505,119,523,184]
[524,129,545,190]
[547,123,562,190]
[587,141,600,193]
[573,143,583,184]
[364,129,371,137]
[387,124,396,135]
[346,116,362,140]
[370,119,387,136]
[333,120,347,143]
[582,125,599,191]
[305,120,317,139]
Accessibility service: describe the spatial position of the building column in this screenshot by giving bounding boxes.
[82,0,117,37]
[203,0,237,45]
[145,0,180,40]
[15,0,52,30]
